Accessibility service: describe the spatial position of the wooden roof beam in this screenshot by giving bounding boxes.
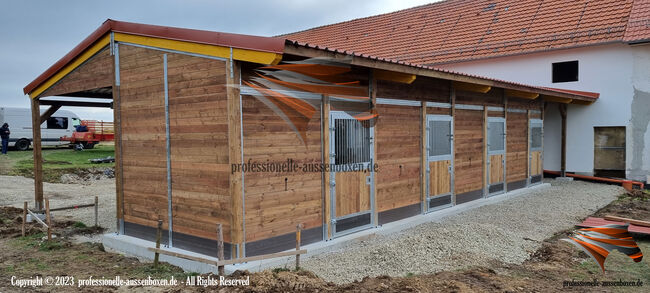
[373,69,416,84]
[452,81,491,93]
[542,95,573,104]
[505,89,539,100]
[39,100,113,108]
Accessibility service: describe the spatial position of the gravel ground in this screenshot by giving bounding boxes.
[0,175,117,233]
[0,175,622,283]
[299,179,623,284]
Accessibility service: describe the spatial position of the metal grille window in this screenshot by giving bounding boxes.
[428,120,452,157]
[488,121,505,152]
[531,125,543,150]
[334,119,370,165]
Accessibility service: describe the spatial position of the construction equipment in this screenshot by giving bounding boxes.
[61,120,114,149]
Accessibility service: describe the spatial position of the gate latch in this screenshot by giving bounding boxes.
[366,176,372,185]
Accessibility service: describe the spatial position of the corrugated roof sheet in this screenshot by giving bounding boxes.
[284,0,648,65]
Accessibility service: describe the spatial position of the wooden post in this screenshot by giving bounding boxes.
[322,95,331,239]
[30,98,44,211]
[217,223,225,276]
[226,59,243,259]
[154,219,162,267]
[45,198,51,241]
[22,201,27,237]
[559,104,567,177]
[421,101,427,214]
[295,223,303,270]
[94,196,99,227]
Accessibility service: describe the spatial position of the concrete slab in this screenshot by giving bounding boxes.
[555,177,574,181]
[101,183,550,274]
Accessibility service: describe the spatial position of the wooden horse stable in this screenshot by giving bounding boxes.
[23,20,598,260]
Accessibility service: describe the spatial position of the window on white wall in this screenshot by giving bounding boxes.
[552,61,578,83]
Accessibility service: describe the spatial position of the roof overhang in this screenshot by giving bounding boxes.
[24,19,286,98]
[24,20,599,105]
[283,41,599,104]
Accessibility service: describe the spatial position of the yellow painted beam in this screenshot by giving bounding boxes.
[374,69,416,84]
[504,89,539,100]
[114,33,282,65]
[452,81,492,93]
[29,35,111,98]
[542,95,573,104]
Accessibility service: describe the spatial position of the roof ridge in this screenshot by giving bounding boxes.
[276,0,458,37]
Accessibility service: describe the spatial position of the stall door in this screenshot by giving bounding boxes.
[529,119,543,185]
[487,117,506,196]
[329,112,374,237]
[426,115,454,212]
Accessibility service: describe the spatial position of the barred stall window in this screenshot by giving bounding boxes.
[334,118,371,165]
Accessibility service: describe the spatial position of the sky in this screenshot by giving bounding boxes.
[0,0,437,121]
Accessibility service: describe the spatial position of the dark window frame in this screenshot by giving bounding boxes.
[552,60,579,83]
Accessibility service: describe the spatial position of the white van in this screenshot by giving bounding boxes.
[0,107,81,151]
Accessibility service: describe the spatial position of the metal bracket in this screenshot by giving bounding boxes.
[366,176,372,185]
[330,219,337,224]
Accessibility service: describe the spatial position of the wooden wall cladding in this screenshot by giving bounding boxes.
[166,52,231,242]
[454,109,484,194]
[119,45,231,242]
[241,94,322,243]
[375,104,421,212]
[41,47,113,97]
[376,77,450,102]
[506,111,528,183]
[119,45,169,229]
[455,88,503,106]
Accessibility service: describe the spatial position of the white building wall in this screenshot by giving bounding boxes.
[437,43,650,181]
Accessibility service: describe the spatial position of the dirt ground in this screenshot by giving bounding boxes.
[1,185,649,292]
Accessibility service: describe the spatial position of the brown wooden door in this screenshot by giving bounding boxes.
[329,112,374,236]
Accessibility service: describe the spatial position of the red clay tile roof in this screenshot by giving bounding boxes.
[284,0,648,65]
[625,0,650,42]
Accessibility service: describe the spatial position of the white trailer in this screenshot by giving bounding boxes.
[0,107,81,150]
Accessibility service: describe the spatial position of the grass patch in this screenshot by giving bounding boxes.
[273,267,290,273]
[12,232,46,249]
[1,144,114,182]
[73,221,87,228]
[38,240,64,251]
[131,263,189,279]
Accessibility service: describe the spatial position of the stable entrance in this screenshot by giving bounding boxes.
[425,115,454,211]
[487,117,506,196]
[329,111,375,237]
[529,119,543,185]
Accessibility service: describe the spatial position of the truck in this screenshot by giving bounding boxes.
[0,107,81,151]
